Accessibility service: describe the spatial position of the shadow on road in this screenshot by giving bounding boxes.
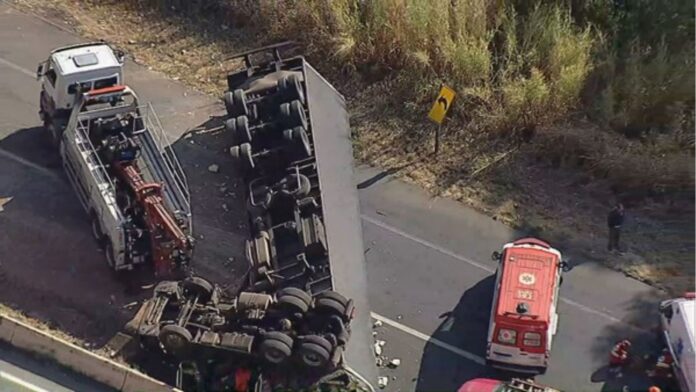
[415,274,516,391]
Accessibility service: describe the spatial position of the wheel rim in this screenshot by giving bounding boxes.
[265,347,286,364]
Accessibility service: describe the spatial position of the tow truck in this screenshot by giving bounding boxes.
[487,238,569,374]
[36,42,193,275]
[117,43,377,391]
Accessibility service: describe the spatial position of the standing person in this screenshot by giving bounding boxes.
[607,203,625,252]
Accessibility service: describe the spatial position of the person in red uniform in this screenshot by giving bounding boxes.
[609,339,632,377]
[647,349,674,379]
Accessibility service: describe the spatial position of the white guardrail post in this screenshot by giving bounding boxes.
[0,314,181,392]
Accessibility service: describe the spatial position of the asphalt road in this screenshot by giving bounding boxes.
[0,343,113,392]
[0,3,669,392]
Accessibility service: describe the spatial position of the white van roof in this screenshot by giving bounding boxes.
[51,44,120,76]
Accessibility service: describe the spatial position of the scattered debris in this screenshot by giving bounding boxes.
[396,314,403,320]
[372,331,378,337]
[122,301,138,309]
[199,234,205,240]
[222,204,229,211]
[208,164,220,173]
[220,186,228,193]
[141,284,154,290]
[373,320,383,328]
[376,357,384,367]
[374,342,382,356]
[377,340,386,347]
[388,358,401,368]
[189,139,195,144]
[0,196,14,212]
[127,39,135,44]
[378,376,389,389]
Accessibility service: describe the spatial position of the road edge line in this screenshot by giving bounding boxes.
[0,313,180,392]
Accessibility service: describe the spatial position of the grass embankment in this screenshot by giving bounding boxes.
[14,0,694,293]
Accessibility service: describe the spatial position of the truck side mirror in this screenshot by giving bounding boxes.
[36,63,44,80]
[491,251,501,262]
[560,260,570,272]
[116,50,125,64]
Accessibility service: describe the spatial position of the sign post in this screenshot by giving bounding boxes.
[427,85,456,157]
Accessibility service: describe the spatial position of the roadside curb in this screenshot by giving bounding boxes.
[0,313,180,392]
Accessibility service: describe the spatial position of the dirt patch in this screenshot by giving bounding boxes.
[11,0,694,296]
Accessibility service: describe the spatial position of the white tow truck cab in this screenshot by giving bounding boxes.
[486,238,568,374]
[37,42,124,141]
[659,292,695,392]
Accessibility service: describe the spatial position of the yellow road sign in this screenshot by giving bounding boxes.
[428,85,456,124]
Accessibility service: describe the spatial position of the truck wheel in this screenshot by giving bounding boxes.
[159,324,192,356]
[278,74,305,105]
[89,213,105,246]
[104,241,116,270]
[298,336,332,367]
[239,143,255,170]
[277,287,312,314]
[279,173,311,198]
[226,116,252,144]
[315,291,349,317]
[259,332,293,364]
[182,276,214,303]
[230,145,241,160]
[232,89,248,117]
[292,126,312,158]
[279,100,307,130]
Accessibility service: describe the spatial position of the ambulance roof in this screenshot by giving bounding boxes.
[496,241,561,324]
[51,43,121,76]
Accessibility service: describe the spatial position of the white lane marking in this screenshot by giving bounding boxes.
[0,56,36,78]
[0,148,60,180]
[362,214,627,326]
[371,312,486,366]
[0,370,50,392]
[361,214,495,273]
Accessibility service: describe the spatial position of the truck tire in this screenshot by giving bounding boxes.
[104,240,116,270]
[315,291,348,317]
[282,126,312,158]
[182,276,214,303]
[259,332,293,364]
[159,324,192,356]
[298,335,332,368]
[224,89,249,118]
[279,100,307,130]
[226,116,252,144]
[89,212,104,246]
[278,74,305,105]
[277,287,312,314]
[279,173,311,198]
[239,143,254,170]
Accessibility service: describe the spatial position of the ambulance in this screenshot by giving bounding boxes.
[658,292,695,392]
[486,238,568,374]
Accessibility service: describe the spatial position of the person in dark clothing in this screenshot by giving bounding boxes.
[607,203,625,251]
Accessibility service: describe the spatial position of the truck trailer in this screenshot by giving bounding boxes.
[119,43,377,391]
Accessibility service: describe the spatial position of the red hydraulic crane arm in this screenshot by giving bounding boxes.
[115,162,191,275]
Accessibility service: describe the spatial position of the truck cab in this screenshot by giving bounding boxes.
[37,42,124,141]
[658,292,695,392]
[486,238,567,374]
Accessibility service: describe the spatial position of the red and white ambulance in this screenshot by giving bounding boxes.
[485,238,568,374]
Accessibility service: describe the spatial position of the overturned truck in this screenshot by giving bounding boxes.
[121,43,377,391]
